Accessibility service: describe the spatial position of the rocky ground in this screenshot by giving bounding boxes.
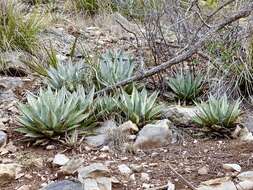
[0,5,253,190]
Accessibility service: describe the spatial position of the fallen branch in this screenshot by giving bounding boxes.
[95,3,253,95]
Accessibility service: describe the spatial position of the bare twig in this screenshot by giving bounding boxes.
[167,163,197,190]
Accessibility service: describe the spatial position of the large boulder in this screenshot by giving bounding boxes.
[163,106,197,126]
[134,119,173,149]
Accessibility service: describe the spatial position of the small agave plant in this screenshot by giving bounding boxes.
[16,87,94,138]
[193,95,241,135]
[96,50,135,88]
[47,61,92,92]
[167,72,203,103]
[94,94,119,120]
[118,86,163,125]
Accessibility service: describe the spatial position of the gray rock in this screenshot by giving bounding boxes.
[134,119,173,149]
[60,158,83,175]
[42,180,83,190]
[118,164,132,176]
[0,130,7,147]
[163,106,197,126]
[78,163,111,190]
[198,166,209,175]
[78,163,109,182]
[130,164,143,173]
[53,154,69,166]
[140,173,150,182]
[85,120,117,147]
[223,164,241,173]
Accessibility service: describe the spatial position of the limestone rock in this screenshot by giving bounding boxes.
[53,154,69,166]
[140,173,150,182]
[0,130,7,147]
[78,163,111,190]
[118,164,132,176]
[197,177,237,190]
[78,163,110,181]
[134,119,173,149]
[198,166,209,175]
[118,121,139,134]
[60,158,83,175]
[41,180,83,190]
[163,106,197,126]
[85,120,117,147]
[223,164,241,173]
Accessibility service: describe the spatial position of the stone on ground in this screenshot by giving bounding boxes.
[0,130,7,147]
[163,105,197,126]
[53,154,70,166]
[41,180,83,190]
[134,119,173,149]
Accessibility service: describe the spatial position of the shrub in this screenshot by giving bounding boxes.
[16,87,94,138]
[96,50,135,88]
[74,0,99,15]
[193,95,241,135]
[46,61,93,92]
[0,1,45,52]
[118,86,162,125]
[167,72,203,103]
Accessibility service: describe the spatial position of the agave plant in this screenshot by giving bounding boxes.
[46,61,93,92]
[118,86,162,125]
[16,87,94,138]
[96,50,135,88]
[94,94,119,120]
[167,72,203,103]
[193,95,241,134]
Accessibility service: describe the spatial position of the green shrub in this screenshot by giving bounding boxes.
[0,1,45,52]
[46,61,93,92]
[74,0,99,14]
[167,72,203,103]
[193,95,241,134]
[17,87,94,138]
[118,86,162,125]
[96,50,135,88]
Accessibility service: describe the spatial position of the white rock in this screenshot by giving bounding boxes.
[167,180,175,190]
[46,145,55,150]
[163,106,197,126]
[223,164,241,173]
[198,166,209,175]
[118,164,132,176]
[129,174,136,181]
[17,185,30,190]
[130,164,143,173]
[134,119,173,149]
[142,183,153,189]
[78,163,109,182]
[53,154,70,166]
[60,158,83,174]
[101,146,110,152]
[0,130,7,147]
[141,173,150,181]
